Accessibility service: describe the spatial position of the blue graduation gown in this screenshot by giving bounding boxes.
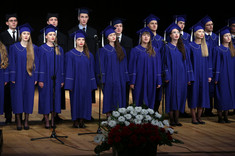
[187,42,212,109]
[214,45,235,111]
[205,33,218,97]
[64,49,97,120]
[181,32,191,45]
[38,44,64,114]
[163,43,194,113]
[9,42,38,114]
[0,52,9,115]
[96,44,129,114]
[129,45,162,109]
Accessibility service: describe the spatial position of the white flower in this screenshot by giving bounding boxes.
[124,114,132,120]
[136,114,144,121]
[134,119,142,124]
[147,108,154,115]
[130,110,137,116]
[158,121,164,128]
[127,106,134,111]
[155,112,162,119]
[118,116,125,122]
[101,121,108,126]
[94,134,105,143]
[163,120,170,127]
[124,121,130,126]
[144,115,152,121]
[141,109,149,115]
[166,128,174,134]
[118,108,126,114]
[151,119,159,126]
[112,111,120,117]
[135,106,142,112]
[108,120,117,128]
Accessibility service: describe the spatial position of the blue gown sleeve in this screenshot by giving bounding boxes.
[163,45,171,81]
[89,53,97,90]
[122,48,129,82]
[33,45,39,81]
[64,52,74,90]
[214,47,220,82]
[95,48,105,84]
[155,48,162,86]
[60,47,65,83]
[208,44,213,78]
[185,45,194,82]
[38,49,45,82]
[128,47,137,85]
[9,45,16,82]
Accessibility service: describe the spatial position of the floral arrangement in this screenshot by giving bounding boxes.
[94,104,182,155]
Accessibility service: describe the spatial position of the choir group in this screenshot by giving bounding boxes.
[0,8,234,130]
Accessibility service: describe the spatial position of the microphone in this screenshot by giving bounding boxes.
[52,42,58,47]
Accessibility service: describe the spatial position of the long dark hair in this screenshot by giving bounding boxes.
[140,32,156,57]
[176,37,186,60]
[114,39,125,61]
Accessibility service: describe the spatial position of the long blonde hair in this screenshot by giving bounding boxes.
[194,31,209,57]
[20,35,35,76]
[0,41,8,69]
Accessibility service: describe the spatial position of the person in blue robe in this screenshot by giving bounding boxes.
[173,15,191,45]
[38,25,64,129]
[214,27,235,123]
[200,16,218,116]
[129,27,161,109]
[0,41,9,115]
[65,30,97,128]
[9,23,38,130]
[96,26,129,116]
[187,23,212,125]
[143,14,164,112]
[163,23,194,126]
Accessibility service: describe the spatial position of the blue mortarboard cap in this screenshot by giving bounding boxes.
[228,17,235,26]
[200,15,212,26]
[216,26,231,46]
[102,25,116,38]
[173,15,186,24]
[40,24,57,35]
[165,23,181,34]
[111,17,126,26]
[189,22,204,42]
[144,14,160,25]
[77,7,91,15]
[70,29,87,39]
[137,27,154,38]
[18,23,33,34]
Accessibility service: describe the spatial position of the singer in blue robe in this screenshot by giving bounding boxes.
[65,49,96,120]
[9,42,38,114]
[0,50,9,115]
[214,45,235,111]
[38,43,64,114]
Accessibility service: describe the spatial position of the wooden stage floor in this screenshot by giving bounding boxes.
[0,89,235,156]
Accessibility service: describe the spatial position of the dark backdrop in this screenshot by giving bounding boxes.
[0,1,233,46]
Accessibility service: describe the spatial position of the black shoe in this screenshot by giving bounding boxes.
[24,126,30,130]
[170,122,176,127]
[176,123,182,126]
[17,126,22,131]
[218,118,225,123]
[197,120,205,124]
[73,124,79,128]
[192,121,199,124]
[79,123,86,128]
[45,126,50,129]
[224,118,231,123]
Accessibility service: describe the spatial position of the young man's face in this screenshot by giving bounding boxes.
[6,17,18,29]
[47,17,58,27]
[78,13,89,26]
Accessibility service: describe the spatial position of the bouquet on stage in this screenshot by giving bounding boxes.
[94,104,183,155]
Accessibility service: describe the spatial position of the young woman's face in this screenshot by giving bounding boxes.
[46,32,56,42]
[47,17,58,27]
[76,37,85,47]
[141,32,151,44]
[21,31,30,42]
[223,33,231,43]
[170,29,180,40]
[148,20,158,31]
[195,29,205,39]
[107,33,116,42]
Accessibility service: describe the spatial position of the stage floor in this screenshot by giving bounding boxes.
[0,89,235,156]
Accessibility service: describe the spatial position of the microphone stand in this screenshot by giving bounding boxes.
[31,42,68,144]
[78,35,102,135]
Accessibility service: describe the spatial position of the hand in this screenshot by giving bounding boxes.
[35,81,37,85]
[215,81,218,84]
[4,82,7,86]
[157,85,161,88]
[61,83,64,87]
[208,77,212,83]
[188,81,191,85]
[130,84,134,89]
[165,80,169,83]
[11,81,15,84]
[39,82,44,88]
